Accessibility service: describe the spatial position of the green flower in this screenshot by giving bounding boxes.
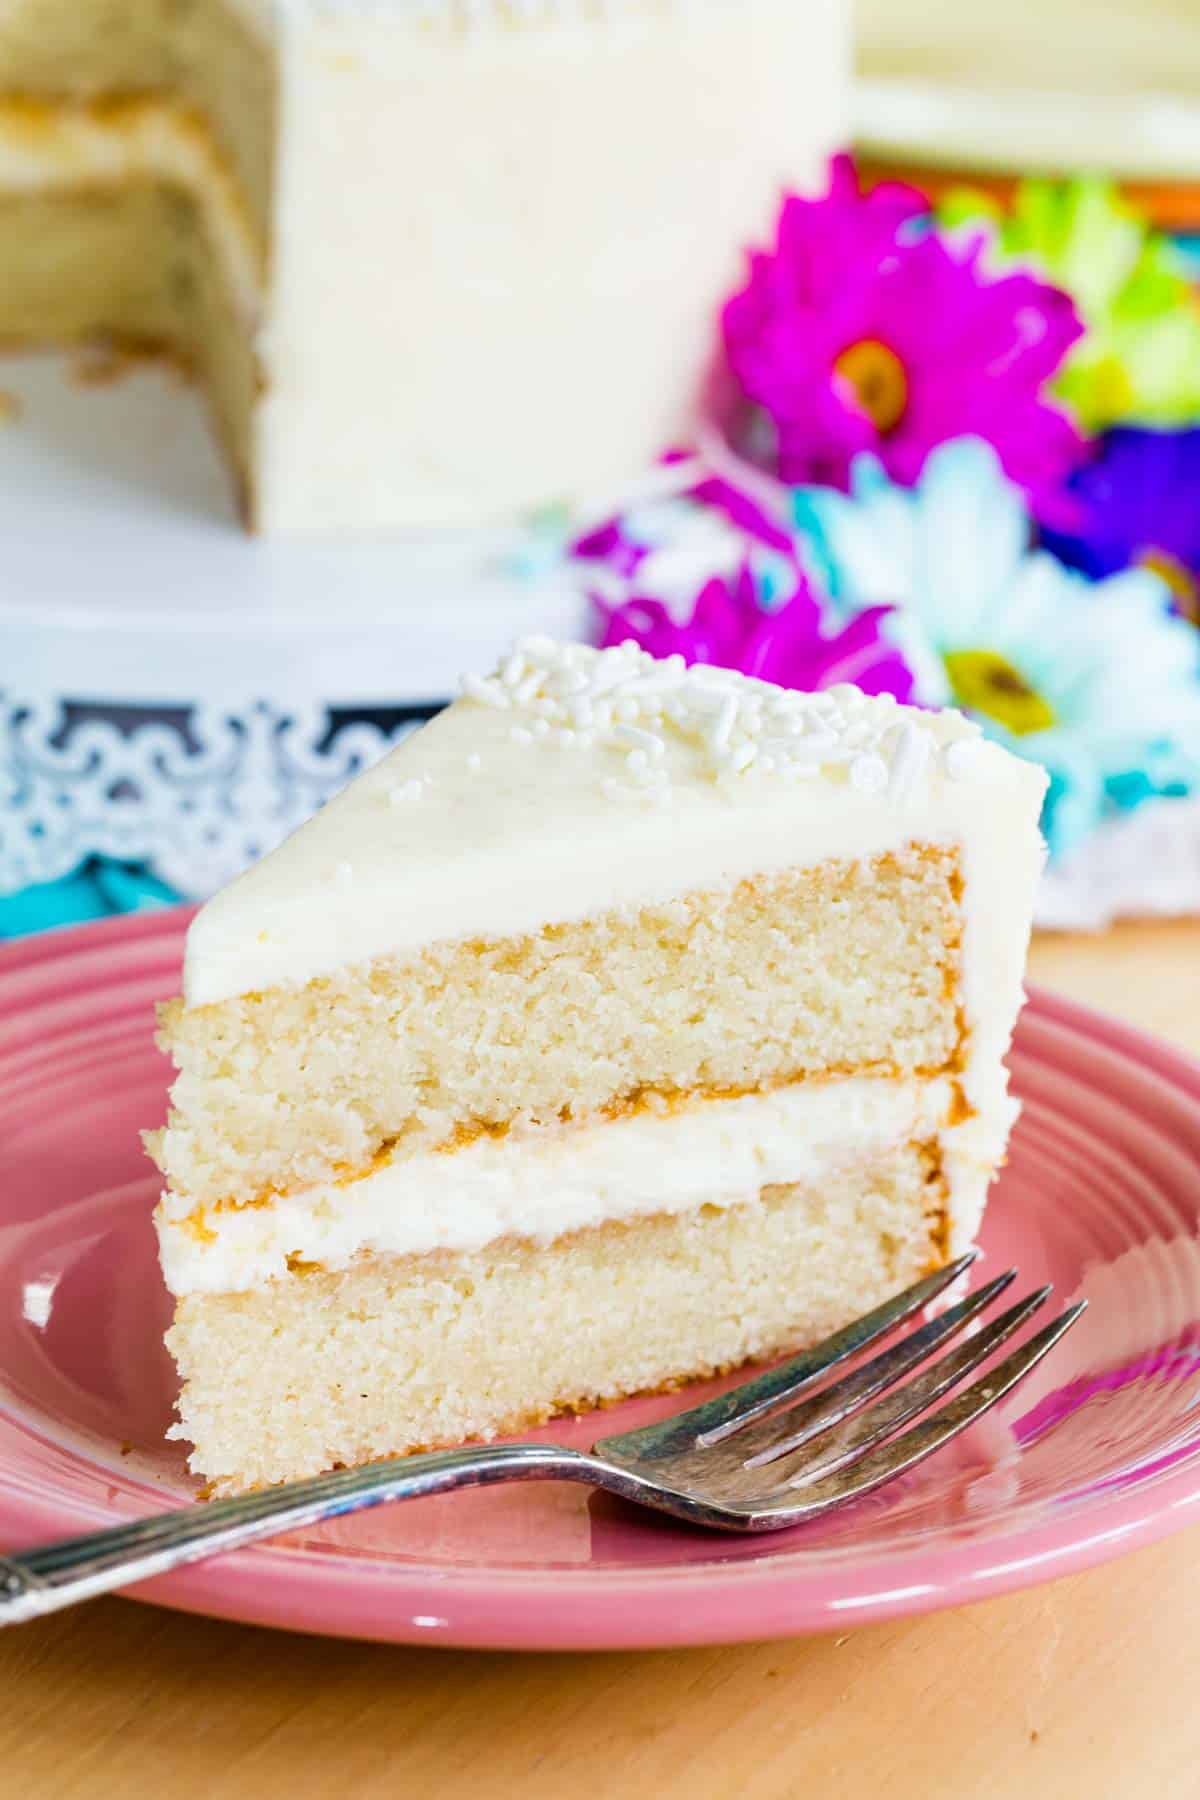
[940,179,1200,432]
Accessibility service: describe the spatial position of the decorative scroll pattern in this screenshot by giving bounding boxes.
[0,693,432,900]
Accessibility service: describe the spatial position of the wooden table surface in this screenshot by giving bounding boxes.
[4,920,1199,1799]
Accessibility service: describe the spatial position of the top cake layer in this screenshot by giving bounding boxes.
[184,637,1046,1005]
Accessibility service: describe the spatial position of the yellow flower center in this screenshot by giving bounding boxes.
[943,649,1058,737]
[1067,352,1137,426]
[1138,548,1199,626]
[832,339,908,434]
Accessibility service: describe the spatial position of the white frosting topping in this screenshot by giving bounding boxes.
[158,1073,997,1296]
[232,0,733,30]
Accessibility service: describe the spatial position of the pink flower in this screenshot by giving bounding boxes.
[594,572,916,702]
[578,450,917,701]
[721,155,1086,508]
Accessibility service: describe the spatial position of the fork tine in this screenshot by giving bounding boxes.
[629,1252,978,1461]
[759,1301,1087,1522]
[766,1284,1053,1486]
[735,1267,1019,1469]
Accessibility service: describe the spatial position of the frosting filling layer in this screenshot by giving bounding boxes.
[156,1072,1005,1296]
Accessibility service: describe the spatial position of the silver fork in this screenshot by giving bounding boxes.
[0,1252,1083,1624]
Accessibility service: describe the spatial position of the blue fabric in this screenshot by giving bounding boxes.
[0,859,180,940]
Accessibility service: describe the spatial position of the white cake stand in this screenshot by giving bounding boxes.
[0,352,589,899]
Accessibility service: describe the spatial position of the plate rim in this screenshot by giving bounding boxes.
[2,908,1200,1649]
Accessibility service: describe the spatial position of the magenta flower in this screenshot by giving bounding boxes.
[720,155,1086,512]
[578,449,916,700]
[595,571,916,702]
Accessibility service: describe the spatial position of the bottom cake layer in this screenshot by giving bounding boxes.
[169,1142,951,1494]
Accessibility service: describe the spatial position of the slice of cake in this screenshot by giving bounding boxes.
[151,640,1046,1494]
[0,0,846,532]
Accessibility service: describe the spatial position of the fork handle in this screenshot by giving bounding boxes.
[0,1442,594,1625]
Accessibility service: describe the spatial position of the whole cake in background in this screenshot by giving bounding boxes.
[149,639,1046,1495]
[0,0,846,532]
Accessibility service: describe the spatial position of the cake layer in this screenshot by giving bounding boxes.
[0,0,276,229]
[168,1143,950,1493]
[156,846,966,1210]
[0,181,260,513]
[0,92,268,510]
[0,98,265,324]
[158,1071,998,1296]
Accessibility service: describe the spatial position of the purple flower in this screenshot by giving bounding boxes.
[595,572,916,702]
[1041,427,1200,625]
[720,155,1086,513]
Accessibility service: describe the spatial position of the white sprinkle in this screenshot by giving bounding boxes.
[792,732,839,759]
[463,642,941,805]
[388,779,425,806]
[712,694,739,752]
[466,754,482,772]
[945,736,985,781]
[614,723,666,758]
[850,752,889,795]
[461,673,509,710]
[334,860,354,888]
[889,722,932,803]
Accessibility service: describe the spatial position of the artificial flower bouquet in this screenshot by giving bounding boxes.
[568,157,1200,928]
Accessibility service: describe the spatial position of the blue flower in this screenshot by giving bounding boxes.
[793,437,1200,857]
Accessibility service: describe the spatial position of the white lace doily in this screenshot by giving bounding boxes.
[0,696,430,899]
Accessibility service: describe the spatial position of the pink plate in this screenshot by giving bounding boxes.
[2,910,1200,1649]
